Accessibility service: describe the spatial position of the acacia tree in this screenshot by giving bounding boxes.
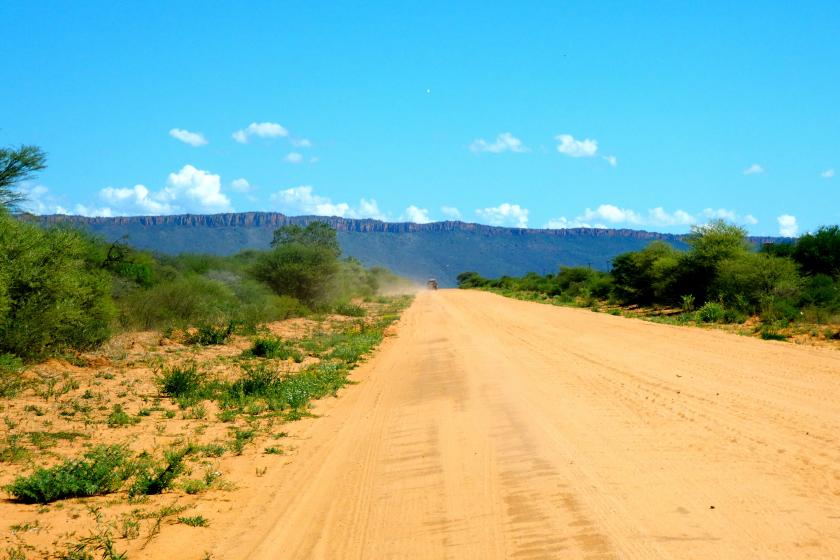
[0,145,47,211]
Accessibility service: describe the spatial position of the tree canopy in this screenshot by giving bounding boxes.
[0,145,47,211]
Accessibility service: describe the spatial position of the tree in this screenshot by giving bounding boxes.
[270,222,340,257]
[254,222,342,305]
[0,145,47,211]
[793,226,840,278]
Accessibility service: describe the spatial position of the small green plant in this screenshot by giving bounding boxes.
[186,323,233,346]
[0,354,25,397]
[181,479,207,495]
[129,445,192,497]
[0,434,30,463]
[229,428,255,455]
[107,404,139,428]
[264,446,284,455]
[760,329,789,341]
[696,302,725,323]
[246,337,303,362]
[333,302,366,317]
[4,445,131,503]
[178,515,209,527]
[680,294,696,312]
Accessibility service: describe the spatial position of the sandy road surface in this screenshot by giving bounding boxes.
[203,290,840,559]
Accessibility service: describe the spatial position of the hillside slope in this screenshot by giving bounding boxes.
[32,213,778,287]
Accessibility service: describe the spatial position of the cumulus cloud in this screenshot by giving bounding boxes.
[743,163,765,175]
[602,155,618,167]
[232,122,288,143]
[89,165,232,216]
[230,178,253,193]
[269,185,385,220]
[402,205,431,224]
[168,128,208,147]
[18,184,69,215]
[291,138,312,148]
[546,205,757,230]
[555,134,598,158]
[777,214,798,237]
[441,206,461,219]
[821,168,835,179]
[285,152,304,164]
[475,203,529,228]
[469,132,528,154]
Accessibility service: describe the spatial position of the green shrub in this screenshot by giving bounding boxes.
[696,302,725,323]
[0,217,114,359]
[247,337,303,362]
[129,445,191,497]
[106,404,139,428]
[333,302,366,317]
[156,363,204,401]
[4,445,131,503]
[0,353,25,397]
[178,515,209,527]
[760,330,789,341]
[186,323,233,346]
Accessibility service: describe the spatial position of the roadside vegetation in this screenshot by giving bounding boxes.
[459,220,840,345]
[0,144,414,558]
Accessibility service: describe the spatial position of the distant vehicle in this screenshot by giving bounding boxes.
[426,278,438,290]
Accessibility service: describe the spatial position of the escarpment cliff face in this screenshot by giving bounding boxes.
[29,213,779,287]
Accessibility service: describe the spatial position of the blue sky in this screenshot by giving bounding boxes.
[2,1,838,236]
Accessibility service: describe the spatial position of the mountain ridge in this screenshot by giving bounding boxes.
[27,212,783,287]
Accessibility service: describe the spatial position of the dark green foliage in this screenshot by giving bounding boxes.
[0,353,25,397]
[247,337,302,362]
[4,445,131,503]
[177,515,209,527]
[0,145,47,211]
[696,302,725,323]
[106,404,139,428]
[271,222,341,257]
[333,302,366,317]
[156,363,210,407]
[186,322,233,346]
[760,330,789,341]
[792,226,840,278]
[0,217,115,359]
[252,242,339,305]
[129,445,191,497]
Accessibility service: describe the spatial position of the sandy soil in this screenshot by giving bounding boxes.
[185,289,840,560]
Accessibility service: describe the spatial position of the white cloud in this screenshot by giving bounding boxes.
[475,203,529,228]
[441,206,461,219]
[743,163,765,175]
[100,184,174,215]
[777,214,798,237]
[555,134,598,158]
[821,168,835,179]
[546,205,757,230]
[93,165,232,216]
[402,205,431,224]
[18,184,68,215]
[602,155,618,167]
[269,185,385,220]
[232,122,288,143]
[230,178,253,193]
[469,132,528,154]
[169,128,208,147]
[285,152,304,164]
[291,138,312,148]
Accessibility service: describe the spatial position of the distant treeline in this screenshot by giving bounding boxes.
[458,220,840,326]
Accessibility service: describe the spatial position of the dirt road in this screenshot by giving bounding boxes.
[206,290,840,559]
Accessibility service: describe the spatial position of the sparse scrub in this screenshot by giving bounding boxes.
[246,337,303,362]
[178,515,209,527]
[334,302,366,317]
[129,445,193,497]
[4,445,132,503]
